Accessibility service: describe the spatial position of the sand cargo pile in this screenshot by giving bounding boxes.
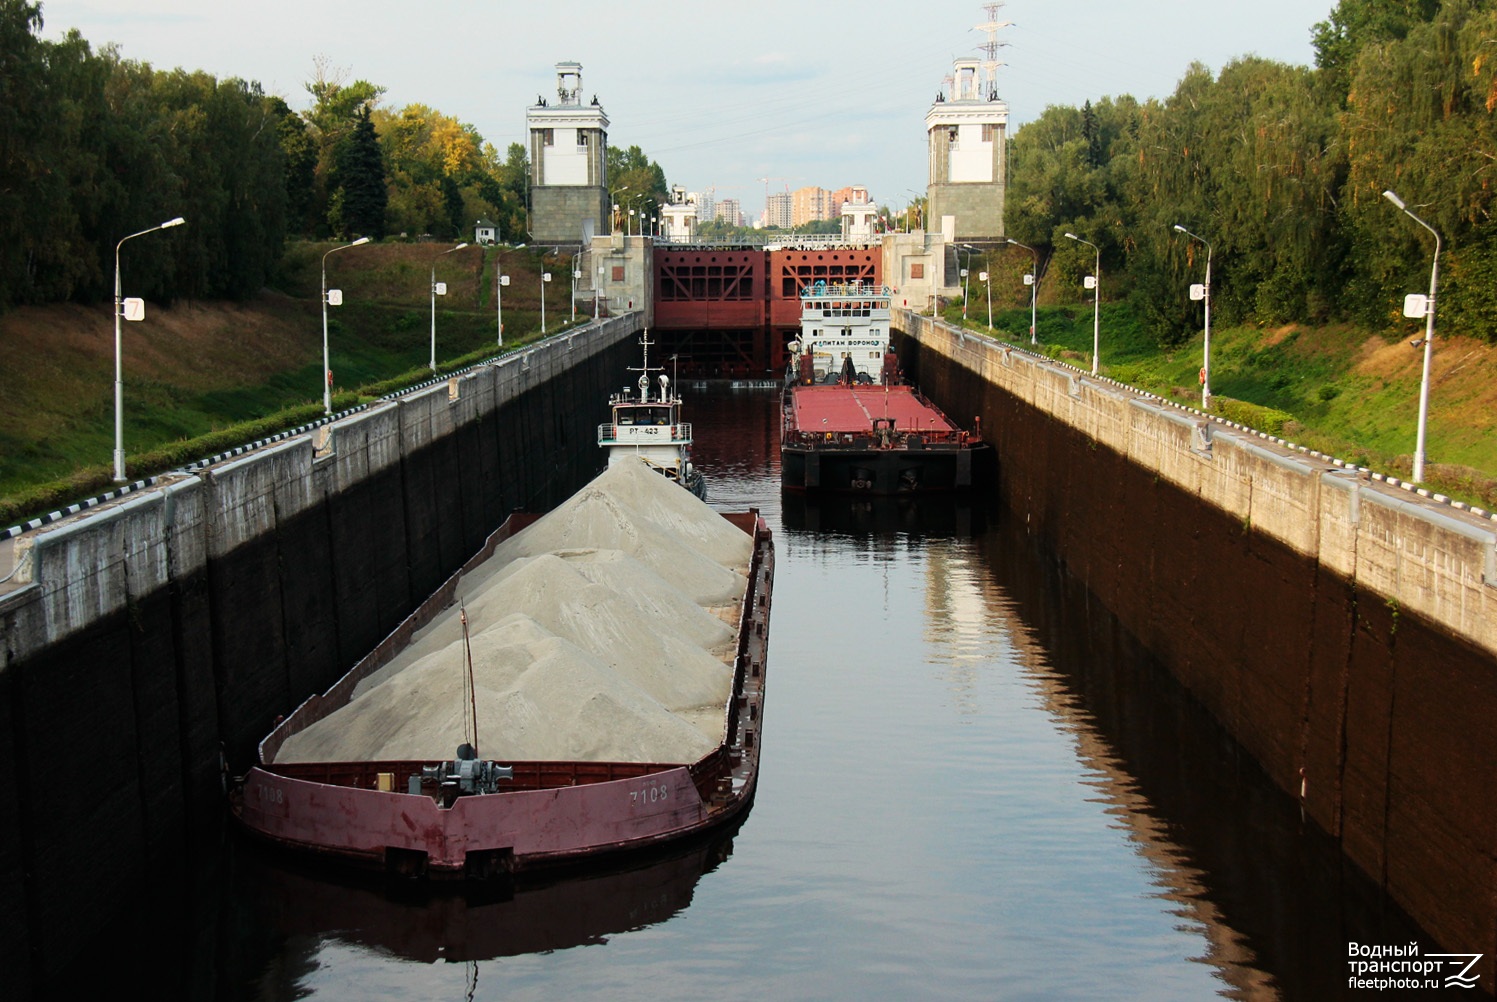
[231,458,773,879]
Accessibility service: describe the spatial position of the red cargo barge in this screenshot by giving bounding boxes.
[230,476,773,881]
[781,282,983,492]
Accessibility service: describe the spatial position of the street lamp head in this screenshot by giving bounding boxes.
[454,242,469,251]
[1172,224,1187,233]
[1064,232,1078,241]
[1383,189,1406,210]
[162,217,186,229]
[350,236,371,247]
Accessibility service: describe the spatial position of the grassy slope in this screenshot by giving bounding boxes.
[0,241,579,515]
[949,298,1497,508]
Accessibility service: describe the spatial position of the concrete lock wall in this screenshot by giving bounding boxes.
[897,311,1497,973]
[0,315,639,979]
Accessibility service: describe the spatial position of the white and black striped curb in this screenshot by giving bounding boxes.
[920,313,1497,524]
[1,320,609,542]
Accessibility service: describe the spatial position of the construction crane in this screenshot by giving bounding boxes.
[757,176,791,201]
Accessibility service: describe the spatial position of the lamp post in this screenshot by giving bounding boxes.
[496,242,525,346]
[1006,237,1039,345]
[1173,224,1213,410]
[321,236,371,415]
[978,271,992,329]
[959,244,975,320]
[113,215,185,481]
[540,271,552,332]
[1384,189,1441,484]
[430,242,468,374]
[1064,232,1101,375]
[571,266,582,322]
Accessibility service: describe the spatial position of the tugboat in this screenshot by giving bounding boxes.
[599,329,706,498]
[781,281,983,492]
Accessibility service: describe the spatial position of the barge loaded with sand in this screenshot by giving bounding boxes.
[782,281,983,492]
[229,459,772,879]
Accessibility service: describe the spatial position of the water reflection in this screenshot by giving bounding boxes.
[227,826,739,968]
[974,518,1435,1001]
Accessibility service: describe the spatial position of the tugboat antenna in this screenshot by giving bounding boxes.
[627,328,667,400]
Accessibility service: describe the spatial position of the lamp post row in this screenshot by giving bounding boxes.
[106,195,1448,486]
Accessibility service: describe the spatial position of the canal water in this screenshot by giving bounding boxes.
[184,384,1436,1000]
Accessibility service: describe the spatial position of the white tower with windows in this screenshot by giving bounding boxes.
[527,62,610,245]
[925,6,1009,241]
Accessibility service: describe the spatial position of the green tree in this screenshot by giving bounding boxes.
[273,96,317,235]
[1340,0,1497,330]
[607,143,669,219]
[1312,0,1440,96]
[330,105,386,239]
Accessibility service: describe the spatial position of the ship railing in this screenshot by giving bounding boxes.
[597,421,692,444]
[656,234,881,250]
[798,282,892,299]
[781,425,978,448]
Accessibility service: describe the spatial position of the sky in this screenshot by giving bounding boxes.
[37,0,1338,220]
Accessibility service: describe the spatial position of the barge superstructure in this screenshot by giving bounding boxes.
[781,281,982,492]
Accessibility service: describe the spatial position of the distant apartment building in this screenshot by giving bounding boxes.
[830,186,858,211]
[791,186,834,226]
[765,191,792,229]
[715,198,743,227]
[692,191,715,224]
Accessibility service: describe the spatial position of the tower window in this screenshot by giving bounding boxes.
[540,128,554,146]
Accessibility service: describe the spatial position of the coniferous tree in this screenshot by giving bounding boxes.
[332,105,386,239]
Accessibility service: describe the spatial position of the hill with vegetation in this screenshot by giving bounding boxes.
[939,284,1497,510]
[0,241,582,524]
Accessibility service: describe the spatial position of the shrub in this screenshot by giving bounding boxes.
[1210,397,1295,436]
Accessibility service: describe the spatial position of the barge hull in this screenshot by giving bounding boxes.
[231,507,773,880]
[781,445,973,493]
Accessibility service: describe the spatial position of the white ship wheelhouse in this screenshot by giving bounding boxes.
[597,331,704,496]
[793,281,894,383]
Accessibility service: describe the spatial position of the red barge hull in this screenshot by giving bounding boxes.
[781,384,981,493]
[230,510,773,881]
